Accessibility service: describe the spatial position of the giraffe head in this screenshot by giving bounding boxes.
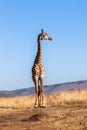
[39,29,52,41]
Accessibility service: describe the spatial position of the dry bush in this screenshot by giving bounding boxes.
[0,90,87,109]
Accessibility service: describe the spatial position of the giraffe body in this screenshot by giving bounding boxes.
[32,29,52,108]
[32,63,45,81]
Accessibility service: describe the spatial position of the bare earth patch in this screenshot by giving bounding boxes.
[0,104,87,130]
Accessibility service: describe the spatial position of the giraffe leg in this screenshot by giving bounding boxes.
[33,77,39,108]
[40,78,45,107]
[38,85,41,107]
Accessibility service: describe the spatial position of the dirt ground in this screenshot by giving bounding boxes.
[0,104,87,130]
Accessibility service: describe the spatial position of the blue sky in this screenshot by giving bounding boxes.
[0,0,87,90]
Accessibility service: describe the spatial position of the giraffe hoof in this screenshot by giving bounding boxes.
[34,103,38,108]
[41,103,46,108]
[42,105,46,108]
[41,106,46,108]
[40,106,46,108]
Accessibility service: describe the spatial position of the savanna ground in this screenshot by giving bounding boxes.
[0,90,87,130]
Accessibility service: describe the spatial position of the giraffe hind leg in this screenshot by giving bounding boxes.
[38,85,40,97]
[38,85,41,107]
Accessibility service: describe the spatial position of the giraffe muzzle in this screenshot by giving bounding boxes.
[49,37,52,41]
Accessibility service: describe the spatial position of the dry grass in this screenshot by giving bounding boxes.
[0,96,34,109]
[0,90,87,130]
[0,90,87,109]
[46,90,87,106]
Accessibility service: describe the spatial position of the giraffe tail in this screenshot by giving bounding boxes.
[38,85,40,97]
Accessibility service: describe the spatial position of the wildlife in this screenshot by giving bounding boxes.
[32,29,52,108]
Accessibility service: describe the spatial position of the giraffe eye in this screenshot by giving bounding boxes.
[43,35,46,37]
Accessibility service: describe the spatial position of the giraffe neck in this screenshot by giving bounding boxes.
[34,37,42,64]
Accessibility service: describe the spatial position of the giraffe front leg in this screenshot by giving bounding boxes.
[40,77,45,108]
[34,77,39,108]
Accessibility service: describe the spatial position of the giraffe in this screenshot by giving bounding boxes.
[32,29,52,108]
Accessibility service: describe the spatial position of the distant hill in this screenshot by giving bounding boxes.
[0,80,87,97]
[0,91,13,97]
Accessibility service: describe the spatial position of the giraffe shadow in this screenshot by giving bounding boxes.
[21,111,50,122]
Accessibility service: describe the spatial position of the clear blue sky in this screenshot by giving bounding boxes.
[0,0,87,90]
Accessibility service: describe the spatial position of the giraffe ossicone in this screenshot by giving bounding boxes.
[32,29,52,108]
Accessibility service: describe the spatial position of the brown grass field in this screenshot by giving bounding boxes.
[0,90,87,130]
